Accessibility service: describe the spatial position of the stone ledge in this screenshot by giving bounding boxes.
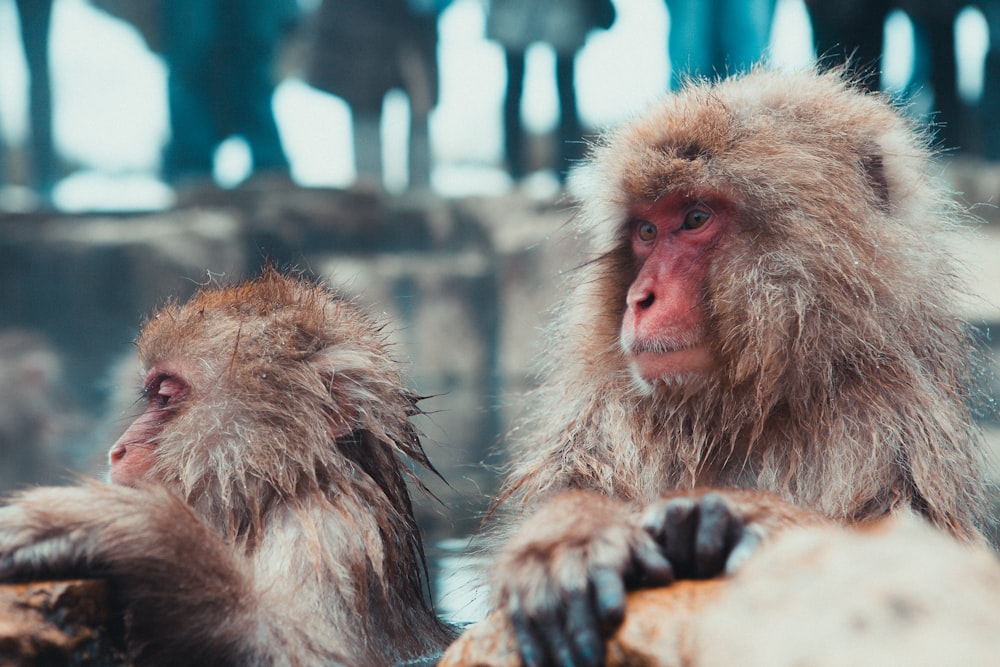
[0,580,127,666]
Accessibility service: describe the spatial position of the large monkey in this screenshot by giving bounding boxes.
[0,269,454,666]
[483,69,993,667]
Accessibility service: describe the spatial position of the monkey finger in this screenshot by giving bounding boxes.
[590,566,627,632]
[510,620,548,667]
[524,608,576,667]
[640,496,693,542]
[565,586,605,667]
[630,534,675,588]
[508,595,552,667]
[643,497,697,574]
[693,493,734,578]
[545,625,581,667]
[724,525,763,574]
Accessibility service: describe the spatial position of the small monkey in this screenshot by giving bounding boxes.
[483,68,993,667]
[0,331,85,492]
[0,269,454,666]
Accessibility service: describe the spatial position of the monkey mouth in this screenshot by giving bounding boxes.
[628,339,699,355]
[621,333,714,385]
[620,327,705,355]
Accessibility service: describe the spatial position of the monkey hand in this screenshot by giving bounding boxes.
[639,491,766,581]
[492,490,674,667]
[640,489,821,581]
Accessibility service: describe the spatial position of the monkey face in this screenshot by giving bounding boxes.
[109,367,188,486]
[618,192,731,389]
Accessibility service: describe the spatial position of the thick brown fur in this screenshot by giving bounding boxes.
[0,268,454,666]
[498,68,990,539]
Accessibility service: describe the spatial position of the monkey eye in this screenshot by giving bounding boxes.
[144,374,185,410]
[681,208,712,230]
[634,220,657,242]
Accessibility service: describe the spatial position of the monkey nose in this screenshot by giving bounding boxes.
[109,443,127,464]
[627,285,656,312]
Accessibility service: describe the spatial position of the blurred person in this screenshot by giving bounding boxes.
[1,0,57,202]
[903,1,966,150]
[807,1,969,151]
[665,0,776,87]
[485,0,615,184]
[303,0,442,192]
[806,0,890,92]
[976,1,1000,158]
[160,0,295,185]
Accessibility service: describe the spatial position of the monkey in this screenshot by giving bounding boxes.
[0,330,87,492]
[0,269,455,666]
[474,68,994,667]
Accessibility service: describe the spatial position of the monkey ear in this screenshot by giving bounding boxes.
[308,354,365,440]
[861,152,890,209]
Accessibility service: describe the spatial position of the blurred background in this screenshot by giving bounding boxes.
[0,0,998,620]
[2,0,998,207]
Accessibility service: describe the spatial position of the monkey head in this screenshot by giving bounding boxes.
[108,269,423,543]
[570,68,953,400]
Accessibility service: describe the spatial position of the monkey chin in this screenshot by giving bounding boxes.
[628,347,715,393]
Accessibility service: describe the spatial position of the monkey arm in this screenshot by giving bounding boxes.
[0,482,267,665]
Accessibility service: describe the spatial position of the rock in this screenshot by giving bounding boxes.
[437,581,726,667]
[439,517,1000,667]
[0,580,127,665]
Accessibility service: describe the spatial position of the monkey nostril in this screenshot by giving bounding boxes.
[627,285,656,312]
[627,293,655,315]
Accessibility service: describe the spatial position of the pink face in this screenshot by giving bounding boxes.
[109,368,188,486]
[619,193,730,387]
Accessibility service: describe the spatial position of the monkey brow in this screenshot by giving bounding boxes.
[690,198,717,214]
